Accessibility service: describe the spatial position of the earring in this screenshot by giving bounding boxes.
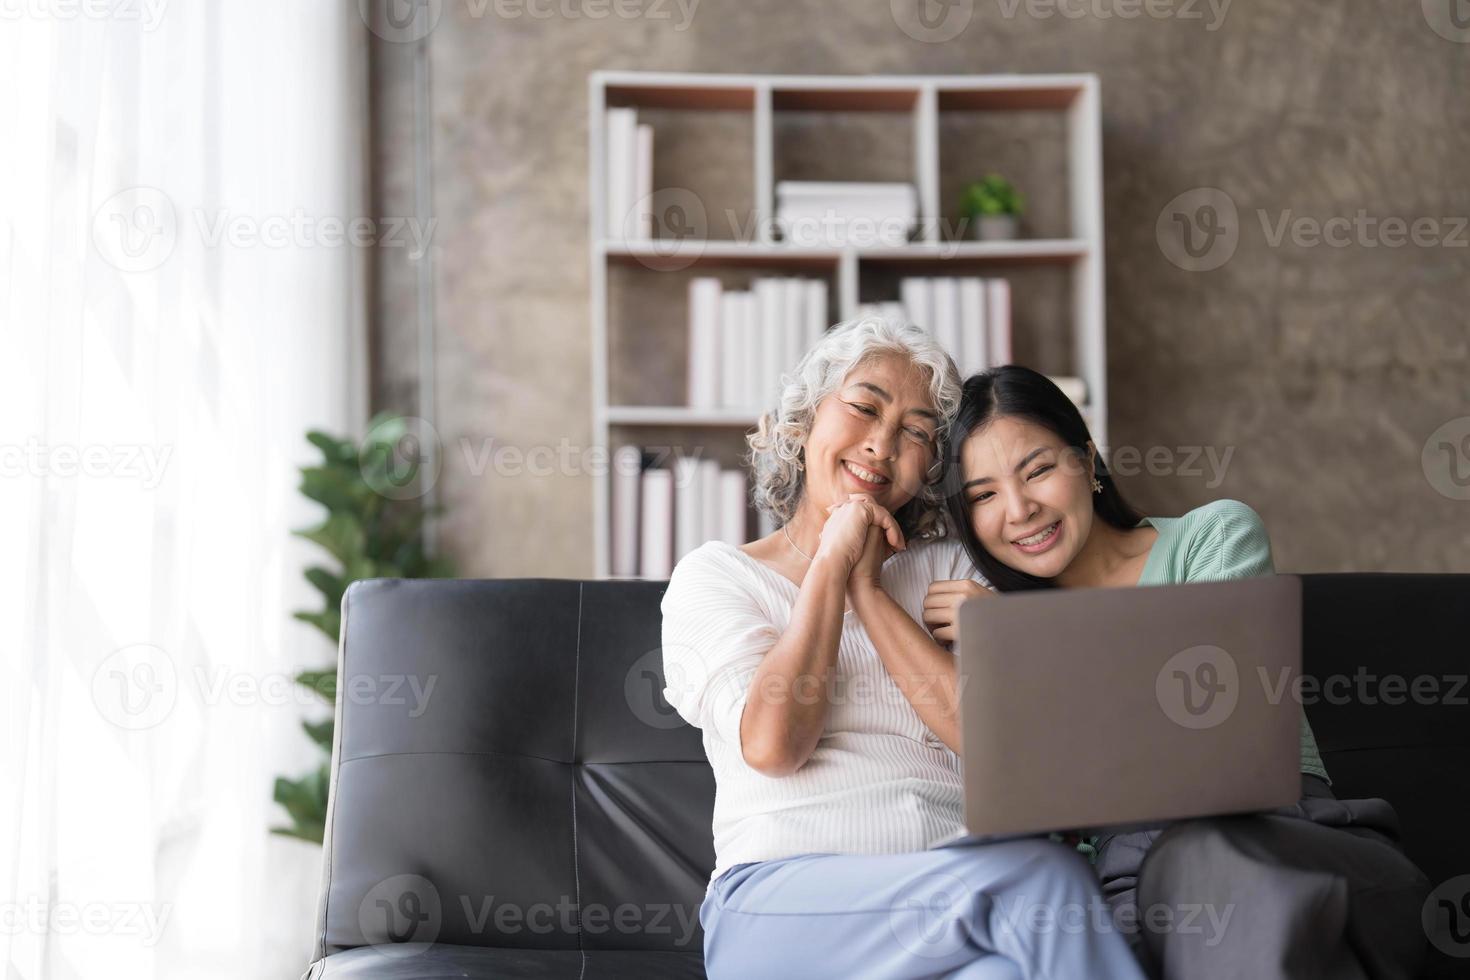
[1090,476,1103,493]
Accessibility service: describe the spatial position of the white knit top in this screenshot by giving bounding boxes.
[659,536,988,891]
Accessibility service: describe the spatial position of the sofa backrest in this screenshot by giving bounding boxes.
[309,578,712,963]
[309,572,1469,964]
[1299,574,1469,893]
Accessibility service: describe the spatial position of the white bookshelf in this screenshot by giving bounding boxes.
[589,71,1107,579]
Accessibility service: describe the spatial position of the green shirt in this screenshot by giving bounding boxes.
[1135,498,1329,783]
[1072,499,1328,864]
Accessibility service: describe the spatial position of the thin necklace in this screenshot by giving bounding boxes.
[782,522,814,562]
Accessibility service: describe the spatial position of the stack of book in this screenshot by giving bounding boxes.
[775,181,917,247]
[688,277,829,411]
[604,107,654,241]
[610,447,755,579]
[896,276,1013,378]
[859,289,1089,412]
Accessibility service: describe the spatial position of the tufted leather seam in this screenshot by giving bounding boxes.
[571,582,586,978]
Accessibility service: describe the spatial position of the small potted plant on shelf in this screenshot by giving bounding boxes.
[960,174,1024,241]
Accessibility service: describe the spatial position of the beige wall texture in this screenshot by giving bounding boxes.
[367,0,1470,578]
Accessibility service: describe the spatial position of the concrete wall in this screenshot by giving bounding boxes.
[368,0,1470,576]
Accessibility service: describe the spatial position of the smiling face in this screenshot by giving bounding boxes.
[801,352,940,516]
[958,415,1098,579]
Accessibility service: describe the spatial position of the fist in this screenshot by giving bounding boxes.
[922,579,992,646]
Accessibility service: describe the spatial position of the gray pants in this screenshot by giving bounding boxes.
[1095,775,1432,979]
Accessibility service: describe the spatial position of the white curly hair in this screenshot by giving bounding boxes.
[744,312,964,543]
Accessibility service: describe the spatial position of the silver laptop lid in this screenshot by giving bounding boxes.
[956,575,1302,838]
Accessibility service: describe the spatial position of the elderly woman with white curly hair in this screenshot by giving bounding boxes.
[659,315,1144,980]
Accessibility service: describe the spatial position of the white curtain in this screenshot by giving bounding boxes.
[1,4,369,978]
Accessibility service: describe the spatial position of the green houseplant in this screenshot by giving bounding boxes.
[960,174,1025,241]
[272,413,454,843]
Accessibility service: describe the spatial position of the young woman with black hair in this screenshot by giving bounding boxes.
[922,365,1432,979]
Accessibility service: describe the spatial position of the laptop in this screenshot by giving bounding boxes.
[949,575,1303,841]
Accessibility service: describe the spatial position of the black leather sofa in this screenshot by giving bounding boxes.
[302,574,1469,979]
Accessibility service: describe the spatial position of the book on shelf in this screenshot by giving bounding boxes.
[686,275,829,413]
[930,277,961,372]
[605,108,653,241]
[611,445,643,577]
[775,181,917,247]
[985,279,1012,366]
[637,466,673,579]
[612,445,754,578]
[687,278,721,410]
[1048,375,1088,408]
[897,276,1013,377]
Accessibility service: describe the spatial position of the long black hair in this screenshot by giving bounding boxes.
[939,366,1144,592]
